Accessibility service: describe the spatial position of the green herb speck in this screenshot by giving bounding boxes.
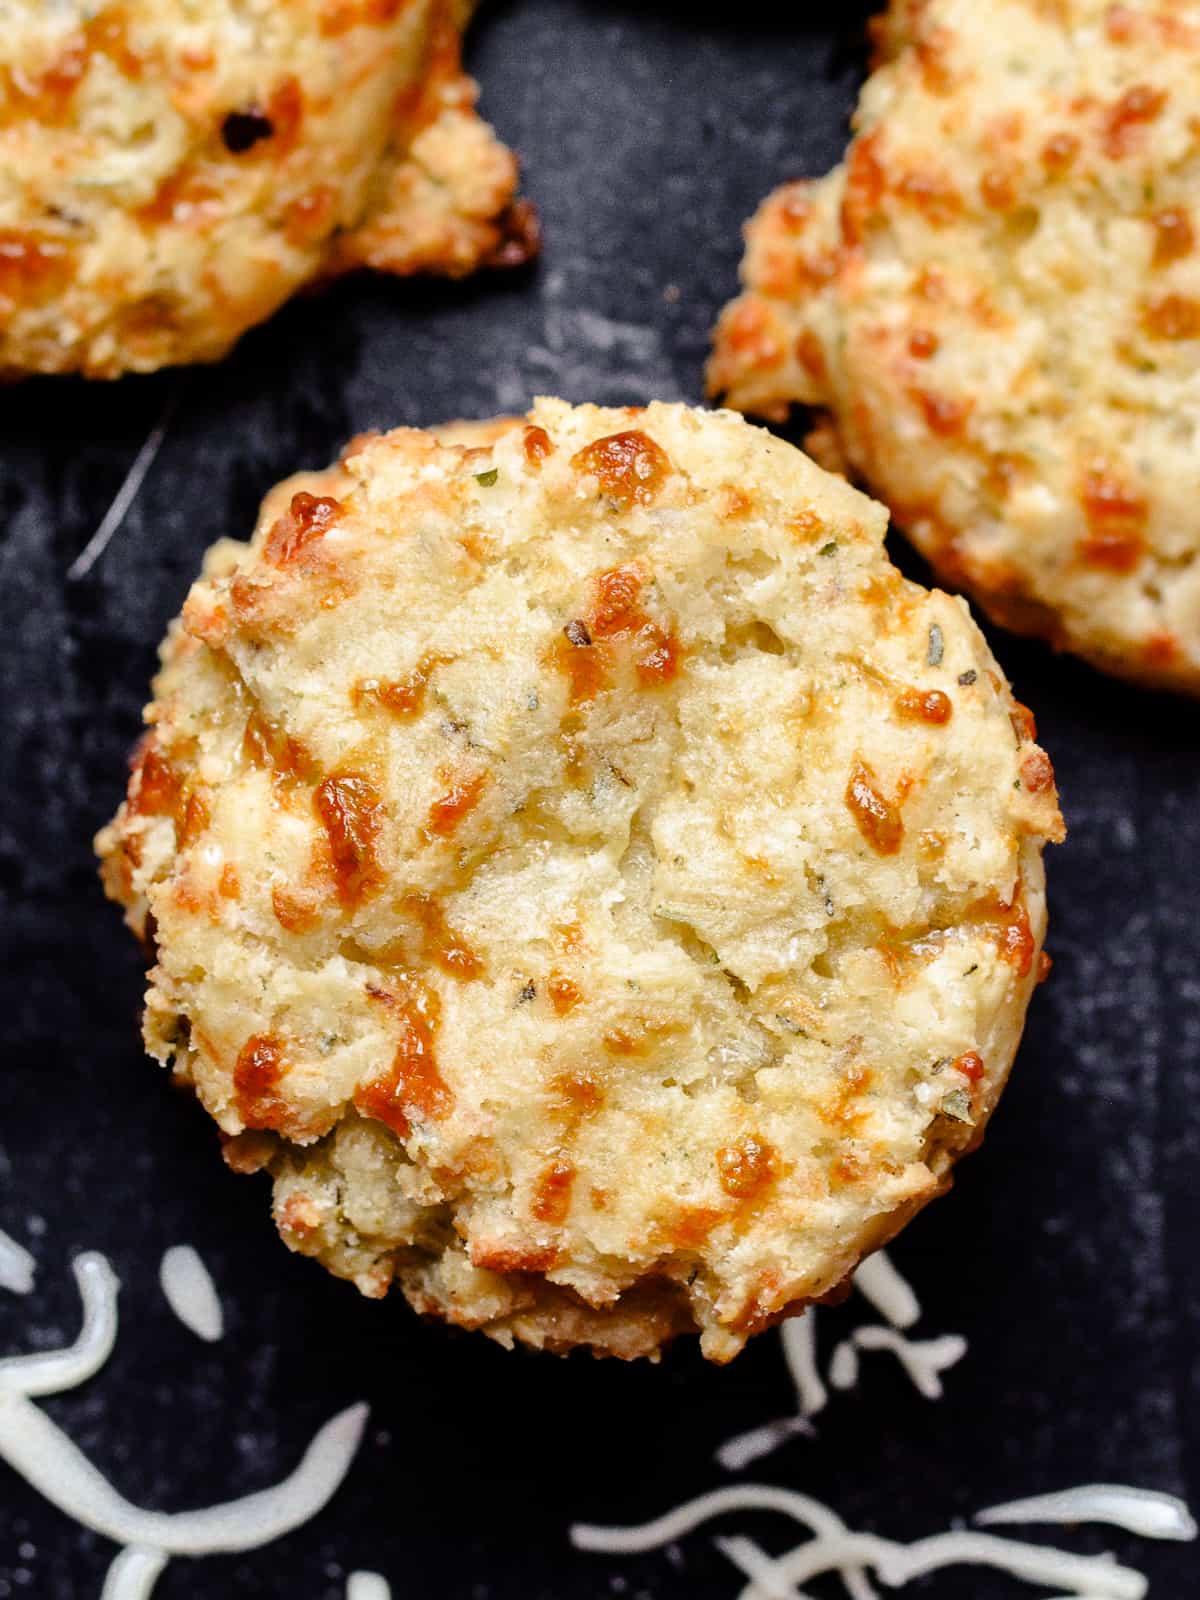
[939,1088,974,1124]
[475,467,499,487]
[819,540,838,557]
[927,623,944,666]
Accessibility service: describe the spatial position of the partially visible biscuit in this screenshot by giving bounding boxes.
[710,0,1200,693]
[98,399,1062,1361]
[0,1,535,378]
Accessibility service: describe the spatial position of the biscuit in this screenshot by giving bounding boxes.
[97,399,1063,1361]
[0,1,535,377]
[710,0,1200,693]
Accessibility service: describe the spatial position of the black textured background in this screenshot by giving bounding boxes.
[1,4,1197,1596]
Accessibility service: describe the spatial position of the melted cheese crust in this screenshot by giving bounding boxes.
[0,0,533,377]
[98,399,1062,1361]
[710,0,1200,693]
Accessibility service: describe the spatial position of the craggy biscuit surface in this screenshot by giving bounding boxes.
[710,0,1200,692]
[97,400,1062,1361]
[0,0,535,377]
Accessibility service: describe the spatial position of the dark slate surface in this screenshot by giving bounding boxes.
[0,4,1197,1596]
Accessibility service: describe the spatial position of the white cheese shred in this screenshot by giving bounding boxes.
[346,1573,392,1600]
[828,1339,858,1391]
[158,1246,223,1343]
[0,1240,370,1591]
[67,385,180,582]
[976,1485,1198,1541]
[0,1227,36,1295]
[148,1400,369,1553]
[715,1416,814,1474]
[0,1252,119,1397]
[716,1535,801,1600]
[716,1315,826,1475]
[851,1327,966,1400]
[780,1314,826,1417]
[0,1389,368,1554]
[729,1528,1147,1599]
[716,1258,965,1476]
[576,1474,1197,1600]
[100,1547,168,1600]
[853,1251,920,1329]
[572,1483,856,1553]
[572,1485,877,1600]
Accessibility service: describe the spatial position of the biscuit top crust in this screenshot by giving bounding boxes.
[0,1,532,376]
[710,0,1200,693]
[98,400,1061,1360]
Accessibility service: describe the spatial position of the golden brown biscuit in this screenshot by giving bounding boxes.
[710,0,1200,693]
[0,1,536,377]
[97,399,1062,1361]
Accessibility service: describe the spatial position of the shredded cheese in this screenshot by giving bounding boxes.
[716,1256,962,1473]
[828,1337,859,1391]
[0,1387,367,1554]
[853,1252,920,1329]
[0,1244,370,1594]
[0,1253,118,1397]
[976,1486,1197,1542]
[727,1528,1147,1599]
[158,1246,223,1343]
[573,1484,876,1600]
[716,1535,801,1600]
[346,1573,392,1600]
[716,1316,826,1472]
[99,1547,168,1600]
[715,1416,814,1474]
[851,1326,966,1400]
[574,1477,1197,1600]
[0,1227,35,1295]
[779,1315,826,1417]
[572,1483,861,1552]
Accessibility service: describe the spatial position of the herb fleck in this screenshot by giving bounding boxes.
[819,540,838,557]
[958,669,977,685]
[475,467,499,487]
[927,623,944,666]
[517,981,536,1004]
[564,619,592,647]
[939,1088,974,1123]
